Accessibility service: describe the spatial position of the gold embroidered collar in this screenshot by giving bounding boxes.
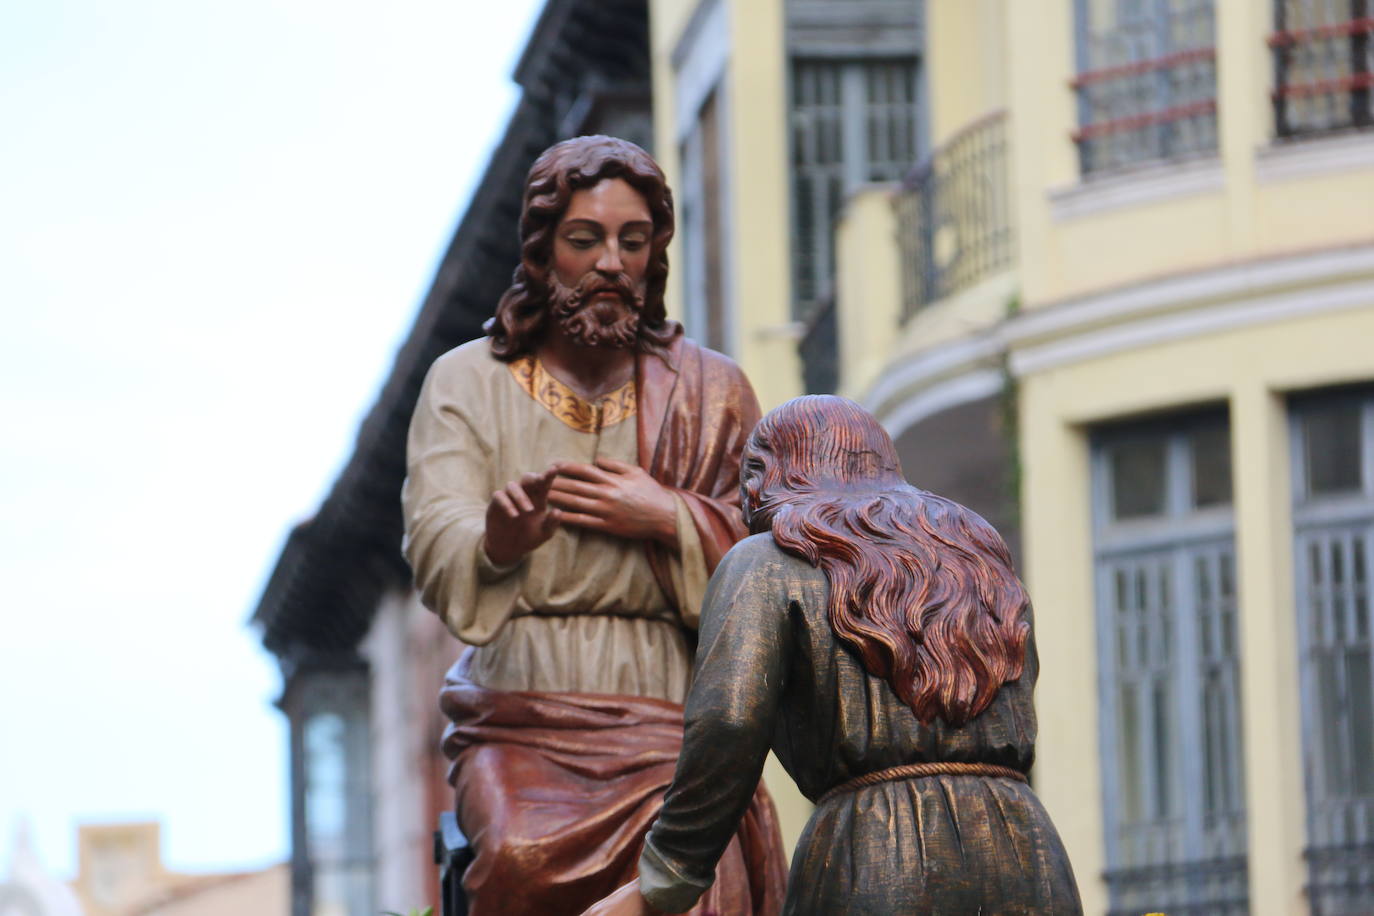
[508,355,637,433]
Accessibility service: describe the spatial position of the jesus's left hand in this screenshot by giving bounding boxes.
[548,458,679,549]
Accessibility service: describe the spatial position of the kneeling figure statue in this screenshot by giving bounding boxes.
[588,395,1083,915]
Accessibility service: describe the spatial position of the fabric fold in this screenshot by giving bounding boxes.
[439,667,788,916]
[636,333,762,612]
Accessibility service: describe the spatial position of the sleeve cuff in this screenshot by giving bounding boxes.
[638,837,713,914]
[476,536,524,583]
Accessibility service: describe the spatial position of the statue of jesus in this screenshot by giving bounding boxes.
[402,135,787,916]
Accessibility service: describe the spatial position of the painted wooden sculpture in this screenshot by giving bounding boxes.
[401,136,787,915]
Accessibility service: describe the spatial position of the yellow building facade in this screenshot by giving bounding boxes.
[650,0,801,412]
[651,0,1374,913]
[1007,5,1374,914]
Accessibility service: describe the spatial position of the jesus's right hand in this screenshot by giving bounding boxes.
[579,880,661,916]
[483,467,561,567]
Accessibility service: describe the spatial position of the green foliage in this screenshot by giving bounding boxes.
[381,908,433,916]
[1004,290,1022,318]
[998,356,1022,535]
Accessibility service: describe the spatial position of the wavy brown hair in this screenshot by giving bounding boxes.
[741,396,1030,727]
[484,135,679,360]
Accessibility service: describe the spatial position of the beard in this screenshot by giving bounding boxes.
[548,271,645,349]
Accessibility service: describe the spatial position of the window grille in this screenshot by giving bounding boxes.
[1092,412,1249,916]
[1272,1,1374,137]
[1291,389,1374,914]
[789,58,919,322]
[1072,0,1219,175]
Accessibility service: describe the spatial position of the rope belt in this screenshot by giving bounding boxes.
[818,761,1028,806]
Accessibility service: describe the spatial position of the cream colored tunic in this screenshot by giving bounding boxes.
[402,339,708,703]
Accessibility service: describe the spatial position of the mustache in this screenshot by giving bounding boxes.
[554,271,641,308]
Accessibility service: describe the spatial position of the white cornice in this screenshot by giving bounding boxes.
[861,332,1003,413]
[858,243,1374,429]
[876,369,1005,440]
[1006,242,1374,347]
[1048,157,1225,222]
[1255,133,1374,185]
[1009,273,1374,376]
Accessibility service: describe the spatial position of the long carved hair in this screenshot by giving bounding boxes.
[741,396,1030,727]
[484,135,679,360]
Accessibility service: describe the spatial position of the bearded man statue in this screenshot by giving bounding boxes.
[401,136,788,916]
[585,395,1082,916]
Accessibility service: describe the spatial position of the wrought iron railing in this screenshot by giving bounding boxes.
[895,111,1013,323]
[1306,841,1374,914]
[1272,1,1374,137]
[797,295,838,395]
[1104,856,1250,916]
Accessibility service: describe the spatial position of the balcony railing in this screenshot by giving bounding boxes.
[797,294,838,395]
[895,111,1014,323]
[1272,1,1374,137]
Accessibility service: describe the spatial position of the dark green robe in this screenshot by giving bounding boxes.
[641,533,1082,915]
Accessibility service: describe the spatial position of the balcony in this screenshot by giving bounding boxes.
[895,111,1015,323]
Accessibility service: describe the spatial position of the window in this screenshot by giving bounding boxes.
[0,885,41,916]
[680,87,730,354]
[289,666,374,916]
[1093,411,1248,915]
[789,58,920,322]
[1072,0,1219,175]
[1272,1,1374,138]
[673,0,732,356]
[1290,388,1374,914]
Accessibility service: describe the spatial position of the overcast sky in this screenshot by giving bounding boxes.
[0,0,544,878]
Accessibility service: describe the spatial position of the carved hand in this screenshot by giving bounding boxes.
[578,880,661,916]
[548,458,679,548]
[483,467,561,567]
